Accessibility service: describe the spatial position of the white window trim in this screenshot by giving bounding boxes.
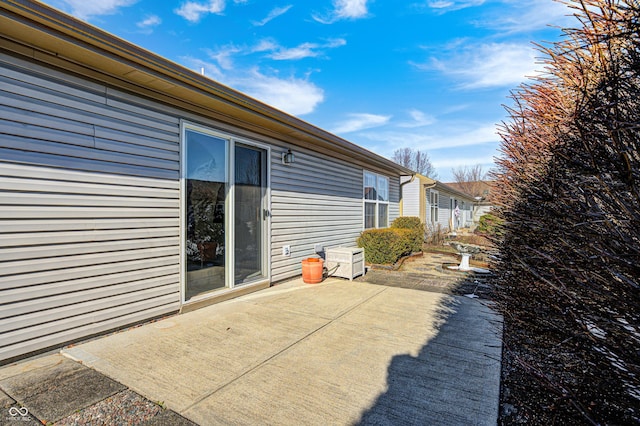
[428,189,439,226]
[363,170,390,229]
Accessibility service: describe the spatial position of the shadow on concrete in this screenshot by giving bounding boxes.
[356,295,503,425]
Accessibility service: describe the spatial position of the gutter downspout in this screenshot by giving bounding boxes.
[423,181,438,232]
[400,174,417,189]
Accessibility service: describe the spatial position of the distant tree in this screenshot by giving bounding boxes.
[392,148,438,178]
[450,165,488,197]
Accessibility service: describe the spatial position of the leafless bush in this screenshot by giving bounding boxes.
[493,1,640,423]
[425,223,446,246]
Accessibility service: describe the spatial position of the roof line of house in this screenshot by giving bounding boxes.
[410,174,480,201]
[434,181,479,200]
[0,0,413,176]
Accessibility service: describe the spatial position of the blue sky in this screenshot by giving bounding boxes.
[40,0,575,181]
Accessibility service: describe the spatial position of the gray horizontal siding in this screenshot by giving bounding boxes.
[270,150,401,281]
[0,54,181,362]
[270,148,364,281]
[437,193,452,230]
[0,48,405,362]
[1,302,177,363]
[0,53,179,179]
[437,190,474,230]
[389,175,400,224]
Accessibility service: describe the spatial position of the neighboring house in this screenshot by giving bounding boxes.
[0,1,412,363]
[400,174,477,234]
[444,181,495,222]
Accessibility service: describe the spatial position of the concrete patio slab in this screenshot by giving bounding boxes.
[142,408,199,426]
[182,287,450,425]
[61,278,502,425]
[0,389,15,409]
[64,299,331,412]
[240,279,387,320]
[0,355,124,423]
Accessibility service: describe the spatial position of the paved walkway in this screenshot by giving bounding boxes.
[1,278,502,425]
[361,251,495,298]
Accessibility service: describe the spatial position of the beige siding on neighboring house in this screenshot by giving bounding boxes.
[0,54,181,362]
[400,177,420,218]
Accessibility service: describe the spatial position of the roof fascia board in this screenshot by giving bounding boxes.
[434,181,476,201]
[0,0,412,176]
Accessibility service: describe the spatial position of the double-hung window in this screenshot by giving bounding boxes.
[429,189,439,226]
[364,171,389,229]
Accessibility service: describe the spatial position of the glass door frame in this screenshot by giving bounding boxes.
[179,121,271,305]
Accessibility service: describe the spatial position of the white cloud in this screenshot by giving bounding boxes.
[50,0,137,20]
[428,1,453,8]
[398,109,436,128]
[175,0,225,23]
[205,45,242,70]
[136,15,161,32]
[313,0,369,24]
[431,155,496,180]
[184,57,224,80]
[431,154,496,173]
[325,39,348,48]
[332,113,391,134]
[182,57,324,115]
[270,43,319,60]
[483,0,574,33]
[268,39,346,60]
[240,70,324,115]
[252,39,279,53]
[334,0,369,19]
[415,42,540,89]
[424,0,485,13]
[207,38,346,65]
[352,121,500,180]
[359,123,498,150]
[432,156,495,168]
[253,5,293,26]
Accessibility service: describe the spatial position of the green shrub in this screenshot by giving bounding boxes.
[476,213,503,236]
[391,216,424,252]
[391,216,422,230]
[357,228,413,265]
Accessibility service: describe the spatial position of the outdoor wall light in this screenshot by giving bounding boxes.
[282,148,295,165]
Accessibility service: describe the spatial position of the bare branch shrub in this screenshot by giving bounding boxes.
[493,0,640,423]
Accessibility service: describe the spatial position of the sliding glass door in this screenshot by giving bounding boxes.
[183,124,268,302]
[234,144,267,285]
[184,129,227,300]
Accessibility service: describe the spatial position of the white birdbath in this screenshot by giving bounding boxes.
[446,242,491,274]
[458,253,472,271]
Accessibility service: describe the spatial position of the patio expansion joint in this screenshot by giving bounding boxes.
[181,285,390,413]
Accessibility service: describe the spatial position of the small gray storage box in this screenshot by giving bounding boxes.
[325,247,365,281]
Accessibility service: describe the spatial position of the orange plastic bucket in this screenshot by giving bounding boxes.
[301,258,324,284]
